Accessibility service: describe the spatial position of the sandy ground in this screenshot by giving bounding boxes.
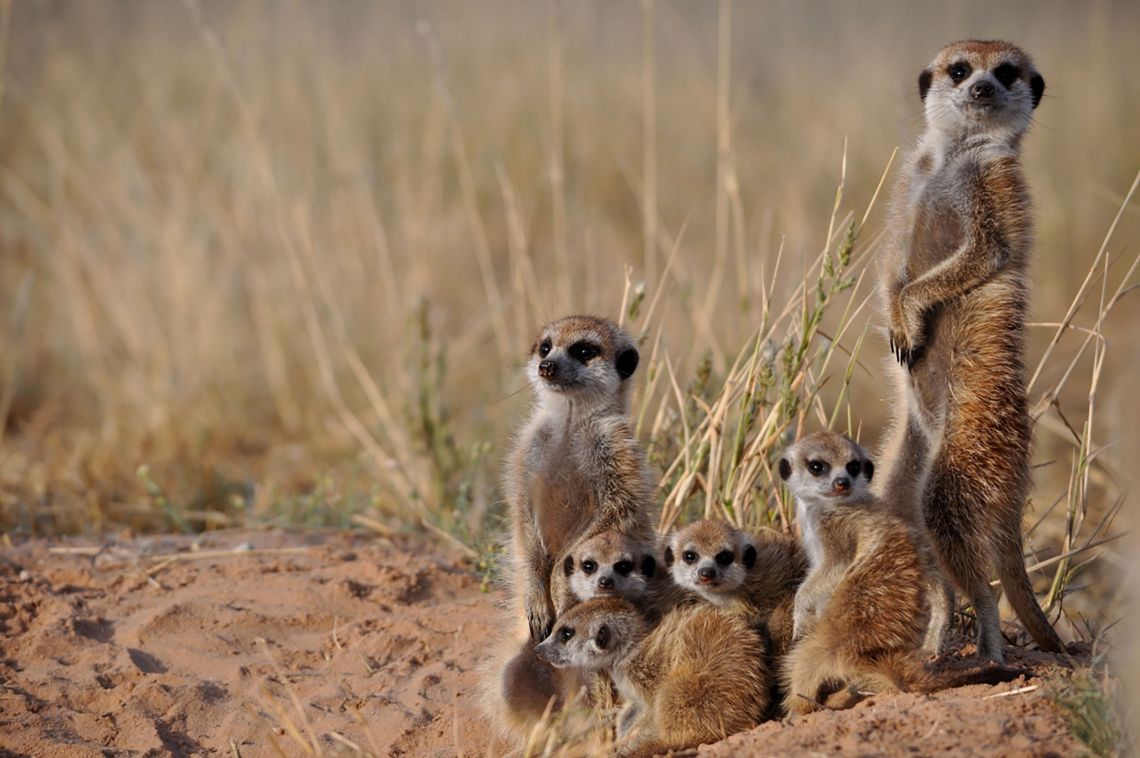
[0,530,1086,757]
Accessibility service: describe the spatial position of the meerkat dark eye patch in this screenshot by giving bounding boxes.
[682,550,698,565]
[563,555,575,576]
[538,338,553,358]
[918,69,933,102]
[640,555,656,577]
[807,460,828,477]
[582,559,597,575]
[948,61,972,84]
[863,460,874,482]
[1030,73,1045,108]
[742,545,757,569]
[558,626,575,643]
[846,460,861,478]
[715,550,734,567]
[568,341,600,363]
[615,347,639,380]
[778,458,792,480]
[663,547,674,567]
[594,625,610,650]
[614,560,633,576]
[993,63,1020,89]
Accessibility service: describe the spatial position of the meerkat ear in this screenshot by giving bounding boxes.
[1029,73,1045,109]
[918,69,933,102]
[778,458,792,481]
[615,346,639,380]
[594,624,611,651]
[863,460,875,482]
[640,555,656,578]
[742,545,757,569]
[663,546,674,568]
[563,555,575,576]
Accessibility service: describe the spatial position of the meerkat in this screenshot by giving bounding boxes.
[535,598,770,758]
[665,519,807,656]
[878,40,1063,661]
[563,531,658,605]
[779,433,1025,716]
[487,316,656,736]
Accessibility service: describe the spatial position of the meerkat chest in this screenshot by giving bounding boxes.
[793,500,823,568]
[907,164,969,277]
[526,425,594,552]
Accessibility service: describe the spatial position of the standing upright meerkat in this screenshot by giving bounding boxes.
[879,40,1063,660]
[779,433,1023,715]
[486,316,656,736]
[535,597,770,758]
[665,519,806,655]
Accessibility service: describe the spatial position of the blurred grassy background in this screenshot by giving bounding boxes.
[0,0,1136,621]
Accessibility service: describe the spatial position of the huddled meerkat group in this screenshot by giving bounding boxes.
[482,40,1063,754]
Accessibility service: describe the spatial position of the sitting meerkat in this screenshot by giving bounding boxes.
[779,432,1025,716]
[563,531,658,605]
[486,316,656,737]
[535,597,770,758]
[665,519,806,655]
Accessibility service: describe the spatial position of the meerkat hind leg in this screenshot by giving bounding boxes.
[922,574,955,656]
[925,470,1006,663]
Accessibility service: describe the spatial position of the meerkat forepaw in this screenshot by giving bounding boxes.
[527,606,555,642]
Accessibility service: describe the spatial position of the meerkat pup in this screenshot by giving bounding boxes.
[780,433,1023,716]
[665,519,806,655]
[489,316,656,735]
[879,40,1063,661]
[563,531,658,604]
[535,598,770,758]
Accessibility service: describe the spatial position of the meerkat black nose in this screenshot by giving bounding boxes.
[538,360,557,378]
[698,566,717,580]
[598,576,614,589]
[833,476,851,493]
[970,80,996,100]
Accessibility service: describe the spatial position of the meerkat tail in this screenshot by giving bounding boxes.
[994,531,1065,653]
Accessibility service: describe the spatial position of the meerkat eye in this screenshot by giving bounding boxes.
[558,627,575,643]
[948,62,972,84]
[715,550,734,567]
[846,460,862,478]
[682,551,698,564]
[807,460,828,476]
[568,342,600,363]
[993,63,1019,89]
[538,339,552,358]
[581,560,597,574]
[614,561,633,576]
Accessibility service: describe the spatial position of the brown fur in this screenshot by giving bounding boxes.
[486,315,656,738]
[780,433,1025,715]
[879,41,1063,660]
[536,598,770,757]
[665,519,807,657]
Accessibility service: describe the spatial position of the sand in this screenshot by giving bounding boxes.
[0,530,1085,756]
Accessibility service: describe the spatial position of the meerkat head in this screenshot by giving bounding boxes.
[527,315,639,408]
[779,432,875,514]
[563,532,657,603]
[664,520,757,605]
[918,41,1044,142]
[534,598,644,671]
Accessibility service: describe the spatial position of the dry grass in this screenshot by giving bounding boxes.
[0,0,1135,661]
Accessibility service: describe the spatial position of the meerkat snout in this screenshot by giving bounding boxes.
[779,435,874,507]
[527,316,639,401]
[665,520,757,602]
[917,41,1044,139]
[564,532,657,603]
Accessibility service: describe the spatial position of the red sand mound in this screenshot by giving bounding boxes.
[0,530,1083,756]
